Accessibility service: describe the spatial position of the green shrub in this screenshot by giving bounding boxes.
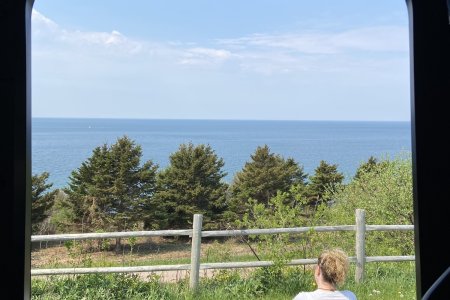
[319,154,414,256]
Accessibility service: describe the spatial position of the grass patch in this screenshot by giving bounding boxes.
[32,261,416,299]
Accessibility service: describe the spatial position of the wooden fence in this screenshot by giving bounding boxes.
[31,209,415,290]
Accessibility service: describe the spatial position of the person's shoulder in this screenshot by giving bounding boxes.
[292,291,305,300]
[341,290,357,299]
[292,291,313,300]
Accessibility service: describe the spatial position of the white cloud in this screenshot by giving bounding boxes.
[331,26,408,52]
[31,9,409,78]
[32,8,408,76]
[218,33,337,54]
[217,26,408,54]
[60,29,143,54]
[180,47,232,65]
[32,9,59,37]
[32,10,58,29]
[210,26,408,75]
[190,48,232,59]
[32,9,143,55]
[31,9,410,121]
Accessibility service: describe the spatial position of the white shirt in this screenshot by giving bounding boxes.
[293,289,357,300]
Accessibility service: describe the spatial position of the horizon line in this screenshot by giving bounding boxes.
[32,116,411,122]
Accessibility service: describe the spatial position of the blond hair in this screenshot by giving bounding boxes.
[318,248,350,286]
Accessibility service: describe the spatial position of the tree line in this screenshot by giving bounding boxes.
[32,135,385,242]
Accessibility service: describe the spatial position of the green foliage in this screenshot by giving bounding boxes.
[349,262,416,300]
[306,160,344,206]
[239,191,307,230]
[200,267,310,299]
[47,190,77,233]
[63,240,93,267]
[31,273,175,300]
[237,190,316,263]
[31,150,416,299]
[353,156,379,180]
[31,172,57,234]
[204,240,233,262]
[31,261,416,300]
[155,142,228,229]
[64,136,159,234]
[202,269,267,298]
[320,154,414,256]
[228,145,307,221]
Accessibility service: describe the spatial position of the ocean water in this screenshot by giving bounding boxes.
[32,118,412,189]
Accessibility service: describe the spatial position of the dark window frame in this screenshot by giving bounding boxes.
[1,0,449,298]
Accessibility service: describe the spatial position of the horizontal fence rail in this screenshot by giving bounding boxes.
[31,209,415,289]
[31,256,416,276]
[31,225,414,242]
[31,229,193,242]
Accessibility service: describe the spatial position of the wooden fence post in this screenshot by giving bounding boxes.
[355,209,366,283]
[190,214,203,290]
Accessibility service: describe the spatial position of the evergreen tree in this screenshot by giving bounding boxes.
[155,142,228,229]
[31,172,57,234]
[65,136,159,249]
[354,156,379,179]
[228,145,307,220]
[306,160,344,205]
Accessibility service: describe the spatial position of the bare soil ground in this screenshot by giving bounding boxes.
[31,236,257,283]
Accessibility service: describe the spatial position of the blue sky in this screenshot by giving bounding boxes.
[31,1,411,121]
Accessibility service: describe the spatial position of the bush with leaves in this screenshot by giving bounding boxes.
[237,188,320,265]
[46,190,77,233]
[318,153,414,256]
[32,273,174,300]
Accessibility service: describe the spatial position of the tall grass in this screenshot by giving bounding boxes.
[32,261,416,299]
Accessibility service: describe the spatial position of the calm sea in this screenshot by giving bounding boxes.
[32,118,412,189]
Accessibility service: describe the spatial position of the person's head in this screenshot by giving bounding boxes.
[315,248,350,287]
